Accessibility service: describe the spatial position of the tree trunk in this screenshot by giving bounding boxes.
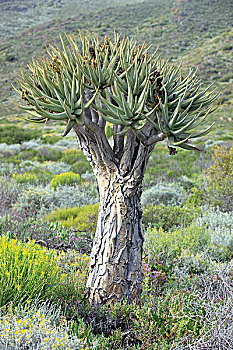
[85,171,144,305]
[74,125,155,305]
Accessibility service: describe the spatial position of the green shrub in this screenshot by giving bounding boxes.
[184,186,205,207]
[142,204,201,231]
[178,249,215,274]
[61,148,86,165]
[141,182,186,207]
[144,144,211,186]
[13,183,99,216]
[12,172,38,184]
[46,203,99,234]
[42,134,62,144]
[54,250,90,306]
[0,237,60,307]
[144,224,212,262]
[34,170,55,184]
[12,170,54,185]
[36,146,63,162]
[0,177,22,216]
[0,125,42,144]
[16,148,38,160]
[50,172,81,190]
[70,160,92,175]
[81,289,205,349]
[150,288,205,340]
[0,215,77,251]
[205,145,233,211]
[0,301,84,349]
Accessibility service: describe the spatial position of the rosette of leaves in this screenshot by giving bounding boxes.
[13,32,219,151]
[12,36,96,137]
[146,59,219,150]
[93,38,160,134]
[74,33,121,90]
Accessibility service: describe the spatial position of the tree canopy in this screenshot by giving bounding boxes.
[13,32,219,154]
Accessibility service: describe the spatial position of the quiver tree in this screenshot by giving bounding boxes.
[13,32,218,305]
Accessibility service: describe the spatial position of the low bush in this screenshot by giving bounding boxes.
[13,186,56,216]
[42,134,62,144]
[13,183,99,216]
[36,146,63,162]
[142,204,201,231]
[197,208,233,231]
[205,145,233,211]
[54,250,90,307]
[184,186,205,207]
[0,301,85,349]
[141,182,186,207]
[39,161,71,174]
[71,160,92,175]
[149,288,205,341]
[0,143,21,155]
[0,125,42,144]
[177,249,215,274]
[13,172,38,184]
[144,224,212,262]
[53,139,78,149]
[50,172,81,190]
[195,208,233,259]
[0,237,60,307]
[0,215,87,253]
[15,148,38,160]
[144,144,211,186]
[178,265,233,350]
[0,176,22,216]
[46,203,99,235]
[21,139,42,150]
[0,162,16,176]
[61,148,86,165]
[68,289,205,350]
[144,221,232,275]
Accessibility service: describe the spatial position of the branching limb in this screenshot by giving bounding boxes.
[113,124,125,158]
[78,108,118,169]
[120,130,138,175]
[84,88,99,124]
[83,109,100,133]
[131,128,147,145]
[99,100,107,129]
[146,132,166,146]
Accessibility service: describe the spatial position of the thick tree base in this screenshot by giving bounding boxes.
[85,174,144,305]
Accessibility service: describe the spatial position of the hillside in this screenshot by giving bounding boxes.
[0,0,232,131]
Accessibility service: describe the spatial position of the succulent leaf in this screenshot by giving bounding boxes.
[13,31,218,143]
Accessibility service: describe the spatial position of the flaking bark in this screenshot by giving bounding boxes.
[73,123,155,304]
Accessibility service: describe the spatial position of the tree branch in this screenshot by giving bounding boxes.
[113,125,125,158]
[120,130,138,175]
[99,100,107,129]
[84,88,99,124]
[83,109,100,133]
[146,132,166,146]
[131,128,147,145]
[82,109,118,166]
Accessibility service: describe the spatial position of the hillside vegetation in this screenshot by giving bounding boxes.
[1,0,232,134]
[0,1,233,349]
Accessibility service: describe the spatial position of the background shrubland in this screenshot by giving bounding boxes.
[0,0,232,349]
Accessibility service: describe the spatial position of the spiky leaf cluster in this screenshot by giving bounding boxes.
[146,59,218,150]
[13,32,219,148]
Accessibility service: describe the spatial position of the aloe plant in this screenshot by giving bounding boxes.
[14,32,218,305]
